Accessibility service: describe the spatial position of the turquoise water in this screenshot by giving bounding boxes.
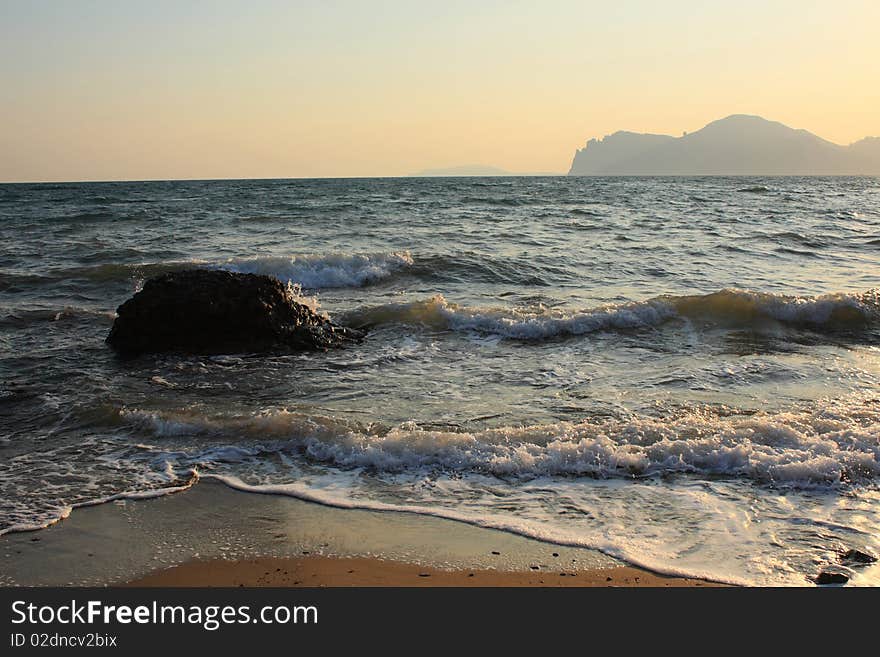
[1,176,879,584]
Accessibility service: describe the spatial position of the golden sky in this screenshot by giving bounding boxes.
[2,1,878,181]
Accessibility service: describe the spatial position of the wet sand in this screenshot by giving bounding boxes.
[127,554,718,587]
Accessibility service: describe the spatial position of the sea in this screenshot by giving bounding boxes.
[1,175,879,585]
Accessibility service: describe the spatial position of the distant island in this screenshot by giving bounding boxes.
[568,114,880,175]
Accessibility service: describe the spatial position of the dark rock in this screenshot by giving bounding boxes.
[814,569,850,585]
[106,269,363,356]
[840,548,878,565]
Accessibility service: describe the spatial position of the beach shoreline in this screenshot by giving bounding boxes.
[0,478,721,588]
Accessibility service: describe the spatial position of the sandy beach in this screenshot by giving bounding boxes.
[126,555,716,587]
[0,479,720,587]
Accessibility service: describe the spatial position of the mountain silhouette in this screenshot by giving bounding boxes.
[568,115,880,175]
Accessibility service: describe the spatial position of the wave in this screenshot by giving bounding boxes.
[345,288,880,339]
[42,250,569,290]
[756,230,829,249]
[39,251,414,290]
[345,295,675,338]
[7,399,878,585]
[121,399,880,487]
[775,246,820,258]
[670,289,878,328]
[219,251,413,289]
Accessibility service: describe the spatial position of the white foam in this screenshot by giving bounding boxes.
[120,401,880,487]
[0,476,198,537]
[202,473,750,586]
[219,251,413,289]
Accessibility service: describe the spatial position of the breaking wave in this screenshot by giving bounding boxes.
[220,251,414,289]
[346,289,880,339]
[40,251,414,290]
[120,399,880,488]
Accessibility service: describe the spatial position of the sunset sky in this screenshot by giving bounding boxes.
[2,0,879,181]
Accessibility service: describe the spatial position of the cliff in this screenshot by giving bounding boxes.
[568,115,880,175]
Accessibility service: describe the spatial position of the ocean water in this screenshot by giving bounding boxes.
[1,175,879,585]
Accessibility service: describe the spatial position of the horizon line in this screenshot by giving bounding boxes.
[0,173,567,185]
[4,173,880,185]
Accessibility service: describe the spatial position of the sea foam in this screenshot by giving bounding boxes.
[120,399,880,487]
[219,251,413,289]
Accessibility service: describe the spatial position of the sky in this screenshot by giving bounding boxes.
[1,0,879,182]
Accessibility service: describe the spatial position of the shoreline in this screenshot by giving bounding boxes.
[0,479,722,588]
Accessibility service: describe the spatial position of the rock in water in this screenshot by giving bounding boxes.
[814,569,850,585]
[840,548,878,565]
[106,269,363,356]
